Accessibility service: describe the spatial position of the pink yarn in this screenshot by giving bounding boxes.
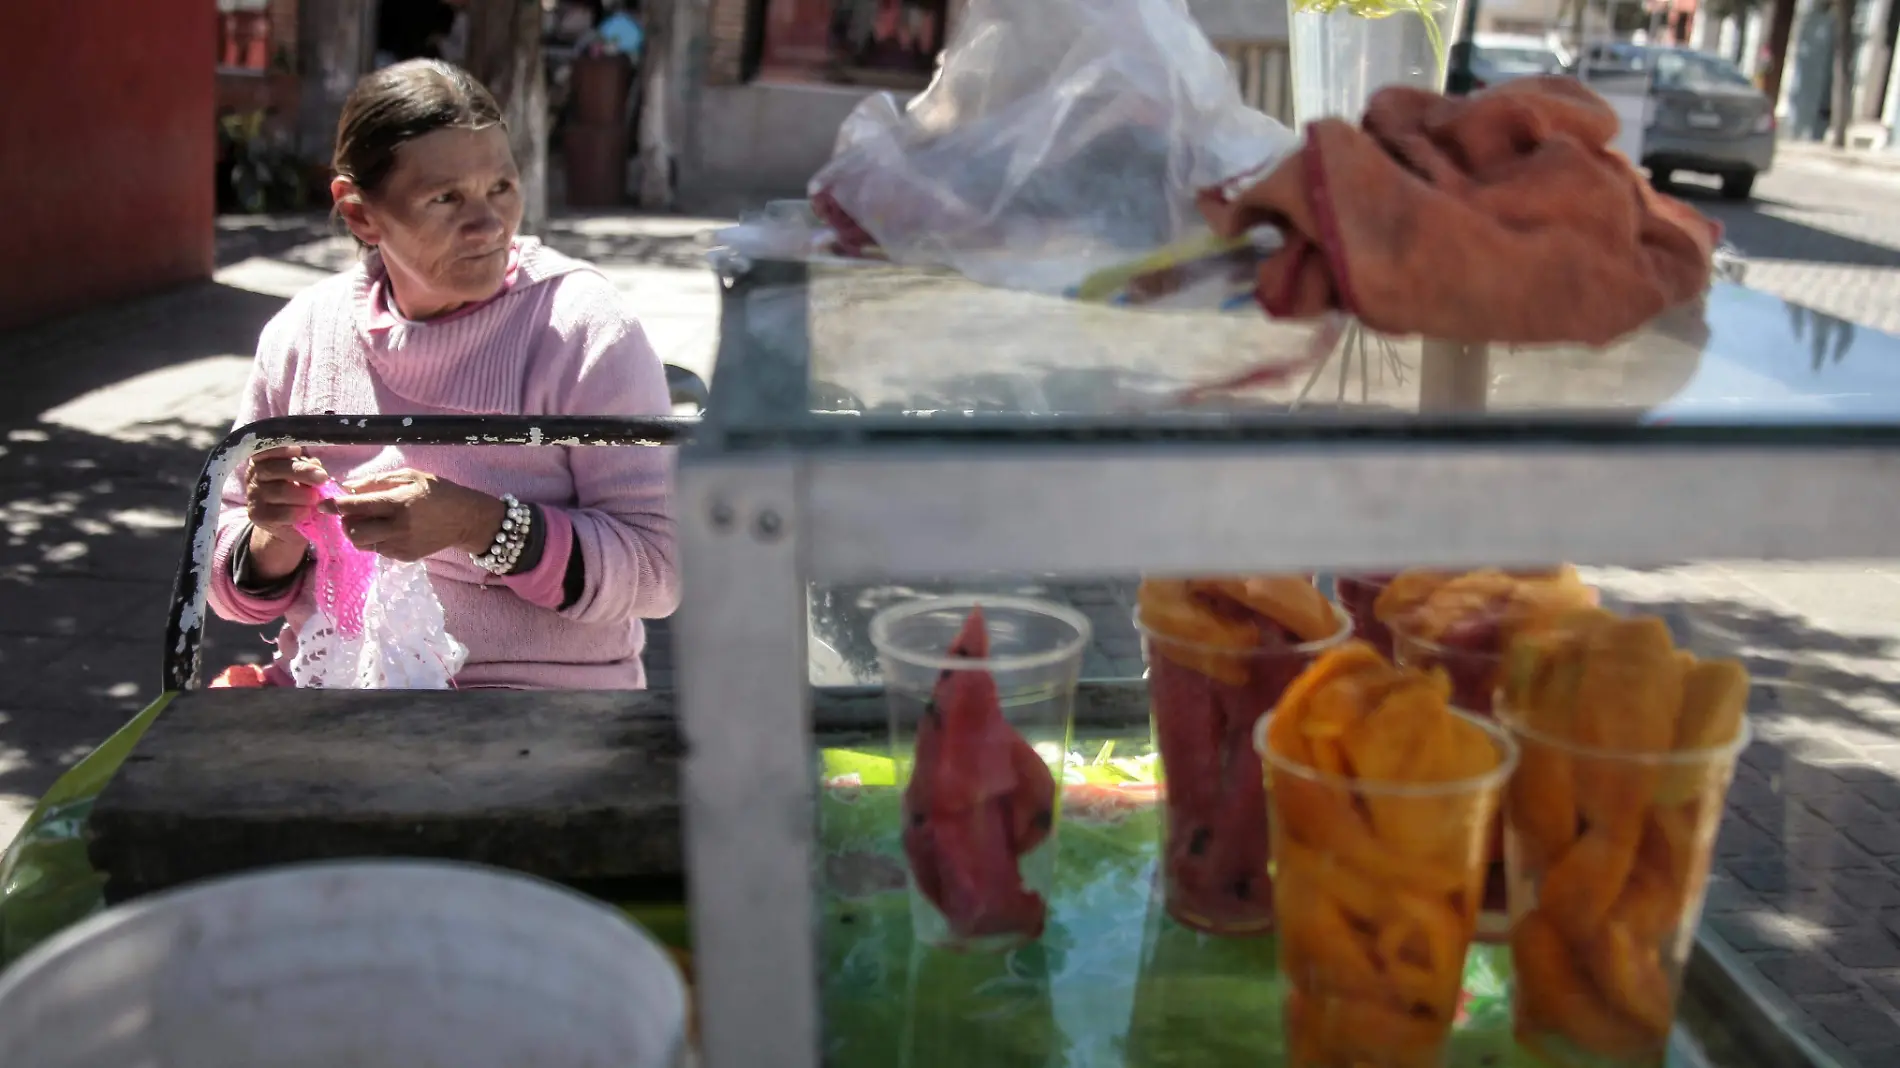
[295,482,376,639]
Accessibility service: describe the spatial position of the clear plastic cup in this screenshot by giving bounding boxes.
[1138,603,1353,936]
[1332,574,1397,658]
[1500,705,1753,1068]
[871,595,1090,952]
[1256,709,1519,1068]
[1391,627,1511,933]
[1392,627,1504,716]
[1287,3,1443,128]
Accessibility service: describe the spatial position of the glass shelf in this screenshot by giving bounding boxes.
[703,259,1900,444]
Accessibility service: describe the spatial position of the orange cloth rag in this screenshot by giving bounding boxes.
[1198,77,1722,347]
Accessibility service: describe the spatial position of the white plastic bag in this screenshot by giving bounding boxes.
[807,0,1297,294]
[287,485,467,689]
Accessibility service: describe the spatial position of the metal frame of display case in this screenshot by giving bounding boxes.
[675,258,1900,1068]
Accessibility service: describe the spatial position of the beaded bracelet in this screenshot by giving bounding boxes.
[472,494,532,576]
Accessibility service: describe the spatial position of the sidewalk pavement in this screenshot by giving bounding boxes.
[1777,138,1900,176]
[4,215,1900,1060]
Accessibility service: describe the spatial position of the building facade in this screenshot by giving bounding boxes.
[0,0,217,331]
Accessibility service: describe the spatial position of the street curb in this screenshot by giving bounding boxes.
[1691,921,1867,1068]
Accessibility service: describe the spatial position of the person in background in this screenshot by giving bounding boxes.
[375,0,458,67]
[208,60,679,689]
[433,0,470,66]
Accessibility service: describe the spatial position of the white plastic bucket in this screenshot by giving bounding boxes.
[0,860,688,1068]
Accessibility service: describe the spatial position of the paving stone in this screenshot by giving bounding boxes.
[1717,818,1784,859]
[1082,612,1136,652]
[1802,997,1900,1050]
[1837,924,1900,969]
[1081,650,1118,679]
[1784,832,1881,870]
[0,576,160,639]
[1728,777,1800,829]
[0,634,79,685]
[1729,859,1824,895]
[1860,780,1900,813]
[1751,953,1858,998]
[1069,585,1123,607]
[31,640,158,715]
[1780,761,1860,799]
[1843,818,1900,857]
[1854,744,1900,767]
[1826,869,1900,909]
[1805,790,1893,825]
[1703,872,1764,913]
[1712,910,1826,952]
[1748,803,1847,843]
[1845,1044,1900,1066]
[1829,763,1900,785]
[1761,889,1864,928]
[1860,970,1900,1007]
[1743,740,1790,775]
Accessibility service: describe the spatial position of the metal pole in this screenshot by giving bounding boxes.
[1445,0,1484,94]
[1425,0,1491,414]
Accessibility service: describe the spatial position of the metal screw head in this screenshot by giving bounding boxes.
[709,500,736,530]
[755,510,783,540]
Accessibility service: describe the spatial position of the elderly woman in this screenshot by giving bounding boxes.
[208,60,678,689]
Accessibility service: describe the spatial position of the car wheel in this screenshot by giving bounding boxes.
[1721,172,1756,200]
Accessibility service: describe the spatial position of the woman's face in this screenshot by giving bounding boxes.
[334,125,522,319]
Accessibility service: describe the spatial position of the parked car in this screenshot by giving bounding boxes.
[1576,43,1775,200]
[1467,34,1571,91]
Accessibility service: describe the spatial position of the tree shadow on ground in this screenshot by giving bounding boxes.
[1680,184,1900,271]
[0,418,274,814]
[0,278,295,824]
[539,216,724,271]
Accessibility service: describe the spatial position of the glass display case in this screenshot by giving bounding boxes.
[673,253,1900,1068]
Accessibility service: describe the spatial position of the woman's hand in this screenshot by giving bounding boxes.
[243,446,329,581]
[323,469,507,564]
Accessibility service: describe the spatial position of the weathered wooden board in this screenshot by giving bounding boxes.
[87,682,1149,900]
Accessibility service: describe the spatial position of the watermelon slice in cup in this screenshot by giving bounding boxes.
[873,597,1089,952]
[1137,578,1351,937]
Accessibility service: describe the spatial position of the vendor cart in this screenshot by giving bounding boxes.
[3,253,1897,1068]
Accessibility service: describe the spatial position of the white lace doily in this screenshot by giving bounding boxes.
[288,556,468,689]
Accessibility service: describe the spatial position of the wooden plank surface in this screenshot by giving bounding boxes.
[88,682,1149,899]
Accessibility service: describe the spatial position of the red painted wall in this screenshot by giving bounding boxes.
[0,0,217,332]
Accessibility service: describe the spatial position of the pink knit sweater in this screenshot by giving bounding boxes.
[208,238,680,689]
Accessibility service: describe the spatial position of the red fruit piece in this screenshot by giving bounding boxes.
[908,701,945,816]
[924,607,1019,811]
[1004,733,1056,855]
[811,187,878,257]
[922,793,1048,940]
[1206,743,1272,904]
[900,605,1051,943]
[930,672,1021,810]
[1149,655,1225,815]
